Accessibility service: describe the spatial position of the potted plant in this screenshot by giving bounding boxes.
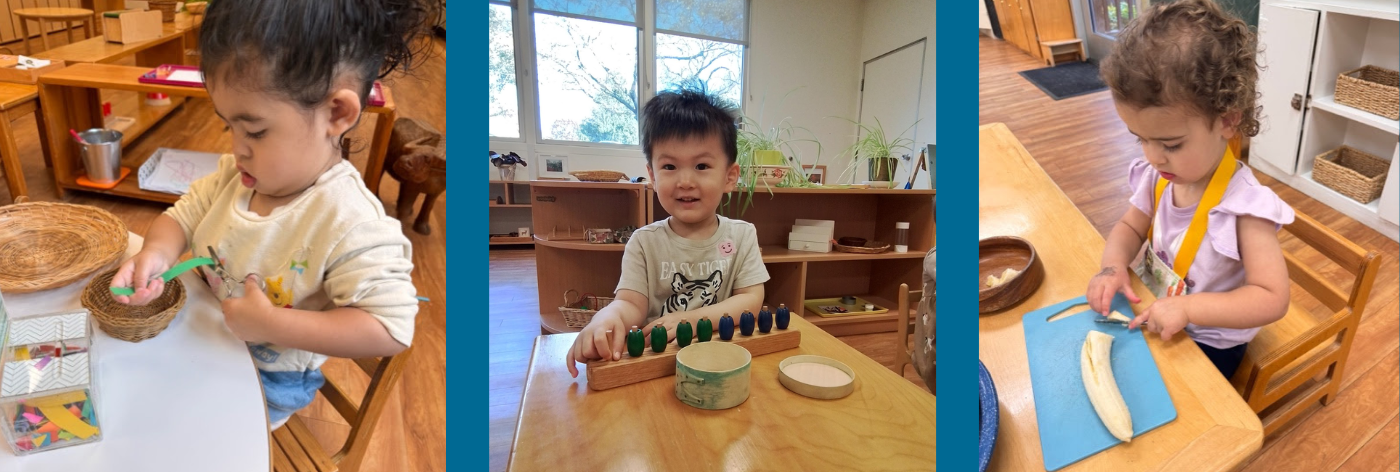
[490,151,527,181]
[728,115,826,216]
[833,117,919,187]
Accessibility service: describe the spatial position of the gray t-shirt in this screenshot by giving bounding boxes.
[616,216,770,323]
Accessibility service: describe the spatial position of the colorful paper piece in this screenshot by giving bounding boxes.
[29,390,88,407]
[21,412,42,424]
[14,347,28,361]
[37,404,98,439]
[31,433,46,447]
[34,420,58,436]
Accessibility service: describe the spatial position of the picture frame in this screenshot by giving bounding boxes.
[803,165,827,185]
[537,154,570,179]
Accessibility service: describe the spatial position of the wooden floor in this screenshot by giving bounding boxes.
[980,35,1399,472]
[487,250,931,471]
[0,34,449,472]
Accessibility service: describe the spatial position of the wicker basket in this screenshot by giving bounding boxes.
[832,240,891,254]
[1313,146,1389,203]
[559,289,615,328]
[1335,66,1399,120]
[0,198,128,293]
[570,170,628,182]
[81,267,185,342]
[149,1,181,21]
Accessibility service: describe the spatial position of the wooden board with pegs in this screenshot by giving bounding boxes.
[584,323,802,391]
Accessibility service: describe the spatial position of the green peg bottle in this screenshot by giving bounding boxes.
[697,316,713,342]
[676,319,693,348]
[651,325,667,353]
[626,326,645,357]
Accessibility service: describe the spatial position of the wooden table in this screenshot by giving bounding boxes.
[0,232,270,471]
[510,316,936,470]
[36,63,396,203]
[14,8,96,55]
[0,83,49,203]
[34,23,193,68]
[977,123,1263,471]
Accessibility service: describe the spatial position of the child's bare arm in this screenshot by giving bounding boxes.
[566,289,648,377]
[1178,215,1291,328]
[221,277,407,357]
[1088,207,1149,314]
[642,284,765,336]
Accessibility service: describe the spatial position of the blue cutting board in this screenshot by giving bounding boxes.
[1022,295,1176,471]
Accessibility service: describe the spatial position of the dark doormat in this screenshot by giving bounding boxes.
[1018,61,1108,100]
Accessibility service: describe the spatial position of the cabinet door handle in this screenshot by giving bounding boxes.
[1292,93,1303,111]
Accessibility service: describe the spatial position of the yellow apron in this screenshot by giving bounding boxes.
[1135,149,1237,298]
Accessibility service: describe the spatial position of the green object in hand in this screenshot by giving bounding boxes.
[626,326,645,358]
[697,317,713,342]
[675,319,693,348]
[109,257,216,297]
[650,325,667,353]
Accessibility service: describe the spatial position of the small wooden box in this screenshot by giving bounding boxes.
[0,59,65,85]
[787,239,832,253]
[103,10,163,44]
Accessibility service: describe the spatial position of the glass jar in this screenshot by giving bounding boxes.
[894,222,910,253]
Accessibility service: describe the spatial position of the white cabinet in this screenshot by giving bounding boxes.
[1251,0,1399,241]
[1381,147,1399,225]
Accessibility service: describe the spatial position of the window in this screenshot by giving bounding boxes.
[490,0,750,148]
[488,3,520,138]
[1089,0,1145,37]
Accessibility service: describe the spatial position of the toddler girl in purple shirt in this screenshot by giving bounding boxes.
[1086,0,1294,379]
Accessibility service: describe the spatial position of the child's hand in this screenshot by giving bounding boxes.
[1086,265,1141,315]
[1128,297,1190,341]
[642,314,691,344]
[110,249,173,306]
[221,276,275,343]
[565,311,629,378]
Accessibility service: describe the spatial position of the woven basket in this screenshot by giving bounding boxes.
[1313,146,1389,203]
[0,198,128,293]
[149,1,180,21]
[832,240,891,254]
[570,170,628,182]
[1335,66,1399,120]
[559,289,615,328]
[81,267,185,342]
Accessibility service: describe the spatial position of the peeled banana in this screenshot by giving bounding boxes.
[1106,310,1131,323]
[1081,330,1133,442]
[984,267,1022,288]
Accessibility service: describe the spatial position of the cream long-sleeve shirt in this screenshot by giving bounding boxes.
[164,154,417,425]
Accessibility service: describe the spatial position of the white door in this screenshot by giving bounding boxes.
[856,39,924,185]
[1250,4,1320,175]
[1380,147,1399,225]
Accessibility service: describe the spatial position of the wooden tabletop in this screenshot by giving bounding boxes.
[977,123,1263,471]
[0,82,38,109]
[34,23,188,65]
[510,316,936,470]
[14,7,94,18]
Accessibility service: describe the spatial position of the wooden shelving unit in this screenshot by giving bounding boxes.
[532,181,934,336]
[489,181,535,246]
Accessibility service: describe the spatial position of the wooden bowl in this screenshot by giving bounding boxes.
[978,236,1043,314]
[778,355,856,399]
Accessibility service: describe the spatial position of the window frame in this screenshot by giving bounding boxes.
[488,0,751,155]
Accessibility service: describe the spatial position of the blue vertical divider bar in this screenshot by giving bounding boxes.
[935,1,976,469]
[455,4,478,471]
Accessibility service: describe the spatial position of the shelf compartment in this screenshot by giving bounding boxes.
[532,236,625,251]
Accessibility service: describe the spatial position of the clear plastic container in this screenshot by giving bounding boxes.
[0,308,102,455]
[895,222,910,253]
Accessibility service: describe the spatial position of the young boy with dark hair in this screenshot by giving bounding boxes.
[567,90,769,376]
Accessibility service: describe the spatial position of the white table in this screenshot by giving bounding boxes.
[0,233,270,471]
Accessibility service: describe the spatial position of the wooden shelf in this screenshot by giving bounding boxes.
[489,236,535,245]
[541,311,578,334]
[737,187,935,195]
[530,180,646,190]
[800,295,914,337]
[533,236,625,251]
[489,203,531,208]
[118,94,186,147]
[759,245,930,263]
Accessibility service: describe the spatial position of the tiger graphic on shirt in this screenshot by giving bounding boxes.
[661,270,722,315]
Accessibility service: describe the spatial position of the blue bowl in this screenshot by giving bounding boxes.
[979,360,999,472]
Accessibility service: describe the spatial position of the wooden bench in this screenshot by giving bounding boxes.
[1039,39,1085,67]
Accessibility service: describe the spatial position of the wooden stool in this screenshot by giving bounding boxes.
[14,8,96,55]
[1039,39,1085,67]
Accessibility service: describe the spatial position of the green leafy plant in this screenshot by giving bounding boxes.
[722,90,826,217]
[832,117,919,185]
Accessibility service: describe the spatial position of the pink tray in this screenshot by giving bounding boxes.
[137,64,385,106]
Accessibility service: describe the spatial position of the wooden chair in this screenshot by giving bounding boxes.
[272,347,415,472]
[893,283,929,391]
[1228,212,1381,435]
